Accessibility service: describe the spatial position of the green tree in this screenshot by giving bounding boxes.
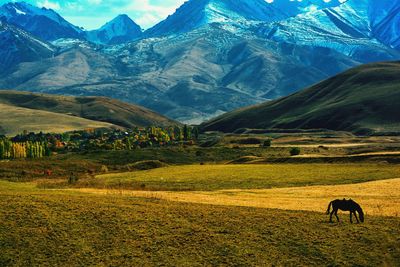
[174,126,183,141]
[290,147,301,156]
[192,127,200,140]
[183,125,189,141]
[263,139,272,147]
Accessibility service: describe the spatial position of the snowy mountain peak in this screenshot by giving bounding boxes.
[0,1,82,41]
[100,14,141,33]
[203,0,284,22]
[145,0,284,37]
[1,2,69,27]
[85,14,142,45]
[145,0,343,37]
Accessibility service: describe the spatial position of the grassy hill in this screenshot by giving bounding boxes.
[0,91,177,135]
[0,103,116,136]
[202,62,400,134]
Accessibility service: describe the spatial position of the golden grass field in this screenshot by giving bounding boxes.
[78,178,400,217]
[2,149,400,265]
[81,164,400,218]
[1,179,400,266]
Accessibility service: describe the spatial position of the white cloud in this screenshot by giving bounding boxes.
[65,2,84,12]
[37,0,60,10]
[135,13,160,28]
[115,0,184,29]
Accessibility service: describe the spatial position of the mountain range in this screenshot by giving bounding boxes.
[145,0,342,37]
[0,0,399,124]
[202,61,400,135]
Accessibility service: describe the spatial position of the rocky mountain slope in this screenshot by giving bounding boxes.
[0,20,56,73]
[256,0,400,62]
[202,61,400,135]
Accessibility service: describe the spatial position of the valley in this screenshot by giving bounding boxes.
[1,0,400,266]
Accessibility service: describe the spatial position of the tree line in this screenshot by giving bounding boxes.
[0,140,50,159]
[0,125,199,159]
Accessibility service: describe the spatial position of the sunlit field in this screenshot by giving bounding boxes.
[94,163,400,191]
[2,135,400,266]
[79,178,400,217]
[1,181,400,266]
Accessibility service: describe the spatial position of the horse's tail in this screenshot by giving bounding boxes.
[326,201,333,214]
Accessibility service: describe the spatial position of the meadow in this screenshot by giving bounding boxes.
[1,181,400,266]
[1,133,400,266]
[93,163,400,191]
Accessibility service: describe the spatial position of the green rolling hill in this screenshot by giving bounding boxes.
[202,62,400,135]
[0,91,177,136]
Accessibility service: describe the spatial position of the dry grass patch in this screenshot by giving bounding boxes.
[1,181,400,266]
[78,178,400,217]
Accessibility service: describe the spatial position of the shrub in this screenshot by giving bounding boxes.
[199,137,221,147]
[262,139,272,147]
[127,160,168,171]
[68,173,79,184]
[290,147,301,156]
[237,138,262,145]
[195,150,206,157]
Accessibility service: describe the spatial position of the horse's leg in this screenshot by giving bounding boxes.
[329,210,334,223]
[354,212,360,223]
[334,209,339,222]
[350,212,353,224]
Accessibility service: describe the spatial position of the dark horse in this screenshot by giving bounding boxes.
[327,199,364,223]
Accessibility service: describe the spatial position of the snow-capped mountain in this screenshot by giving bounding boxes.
[85,15,142,45]
[145,0,343,37]
[0,20,56,73]
[256,0,400,62]
[0,1,82,41]
[145,0,286,37]
[271,0,343,16]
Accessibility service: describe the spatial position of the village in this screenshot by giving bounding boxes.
[0,126,199,159]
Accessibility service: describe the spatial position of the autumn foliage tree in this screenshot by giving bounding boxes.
[0,139,48,159]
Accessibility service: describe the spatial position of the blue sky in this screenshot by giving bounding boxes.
[0,0,187,30]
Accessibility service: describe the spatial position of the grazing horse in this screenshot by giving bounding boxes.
[326,199,364,223]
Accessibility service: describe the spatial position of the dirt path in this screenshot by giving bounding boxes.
[273,143,373,148]
[75,178,400,217]
[294,151,400,158]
